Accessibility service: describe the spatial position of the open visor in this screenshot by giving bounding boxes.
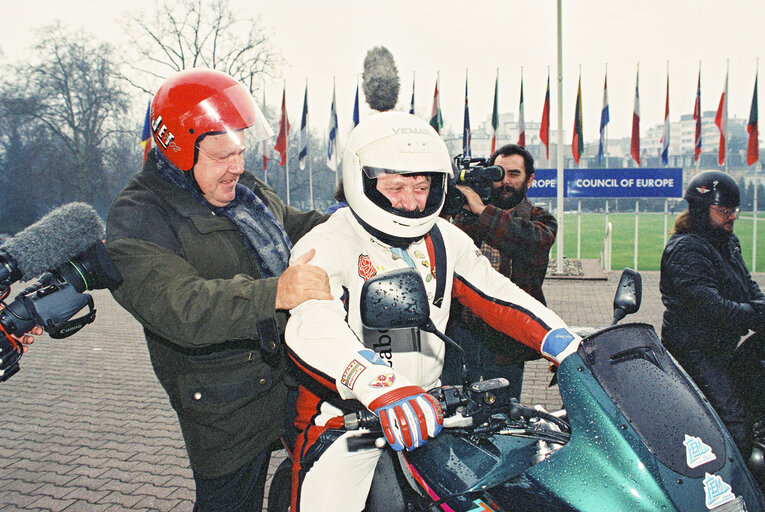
[183,83,274,146]
[356,130,454,180]
[362,166,453,179]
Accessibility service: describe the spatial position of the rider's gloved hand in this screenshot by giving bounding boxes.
[541,328,582,364]
[749,299,765,331]
[369,386,443,451]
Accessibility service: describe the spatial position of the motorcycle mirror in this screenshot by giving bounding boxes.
[360,268,432,330]
[612,268,642,325]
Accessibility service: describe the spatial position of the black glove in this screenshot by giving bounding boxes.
[0,332,21,382]
[750,299,765,332]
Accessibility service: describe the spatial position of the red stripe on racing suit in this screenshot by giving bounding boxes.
[452,273,554,359]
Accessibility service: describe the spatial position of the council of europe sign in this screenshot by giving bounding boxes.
[528,168,684,198]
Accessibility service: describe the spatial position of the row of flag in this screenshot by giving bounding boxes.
[141,68,761,170]
[477,64,759,168]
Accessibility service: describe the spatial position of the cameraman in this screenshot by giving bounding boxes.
[442,144,556,397]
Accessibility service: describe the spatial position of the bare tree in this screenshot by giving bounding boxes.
[0,23,133,219]
[122,0,282,95]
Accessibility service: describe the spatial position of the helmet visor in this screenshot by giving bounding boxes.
[362,165,452,179]
[181,83,273,146]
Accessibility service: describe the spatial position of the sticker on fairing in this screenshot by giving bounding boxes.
[683,434,717,468]
[341,359,366,390]
[703,473,736,509]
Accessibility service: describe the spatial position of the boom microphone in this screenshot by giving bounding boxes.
[362,46,400,112]
[0,203,105,284]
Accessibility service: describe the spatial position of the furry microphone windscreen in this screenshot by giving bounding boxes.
[1,202,105,281]
[362,46,400,112]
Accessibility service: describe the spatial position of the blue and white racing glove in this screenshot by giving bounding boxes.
[369,386,443,451]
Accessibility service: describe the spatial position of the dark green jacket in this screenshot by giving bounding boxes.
[106,151,325,477]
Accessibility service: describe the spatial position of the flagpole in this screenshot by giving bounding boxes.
[518,66,525,147]
[334,76,339,184]
[754,58,760,272]
[604,63,609,167]
[307,77,314,210]
[635,62,640,168]
[284,80,290,206]
[410,71,416,115]
[697,60,702,174]
[725,58,730,173]
[555,0,564,273]
[262,85,268,186]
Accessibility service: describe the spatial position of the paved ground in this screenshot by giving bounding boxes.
[1,270,762,510]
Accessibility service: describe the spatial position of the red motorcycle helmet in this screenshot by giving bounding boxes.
[150,68,273,171]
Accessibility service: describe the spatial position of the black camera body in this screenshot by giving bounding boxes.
[0,241,122,381]
[442,155,505,216]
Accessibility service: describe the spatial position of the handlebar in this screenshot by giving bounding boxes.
[342,378,570,451]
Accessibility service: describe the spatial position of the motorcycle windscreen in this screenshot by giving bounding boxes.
[578,322,725,478]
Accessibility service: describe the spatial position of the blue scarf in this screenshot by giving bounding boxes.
[154,148,292,278]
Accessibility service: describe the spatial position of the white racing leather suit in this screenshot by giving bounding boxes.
[285,207,578,511]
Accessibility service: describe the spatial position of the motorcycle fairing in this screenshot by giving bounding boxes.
[578,322,725,478]
[403,428,538,506]
[512,323,763,511]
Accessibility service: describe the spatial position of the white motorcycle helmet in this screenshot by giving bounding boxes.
[342,111,453,245]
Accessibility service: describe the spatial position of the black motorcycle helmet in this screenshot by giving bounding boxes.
[683,170,740,234]
[684,170,740,208]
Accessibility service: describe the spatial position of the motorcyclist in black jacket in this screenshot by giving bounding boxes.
[661,170,765,467]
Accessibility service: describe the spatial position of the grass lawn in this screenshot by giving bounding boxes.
[550,211,765,272]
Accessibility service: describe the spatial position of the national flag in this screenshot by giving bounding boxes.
[597,72,609,165]
[462,73,471,158]
[572,75,583,165]
[490,70,499,153]
[327,81,339,170]
[540,71,550,160]
[352,84,360,127]
[715,68,729,166]
[274,86,289,166]
[299,82,309,170]
[409,74,415,115]
[693,69,702,162]
[661,73,670,166]
[517,73,526,148]
[140,101,152,163]
[748,72,759,166]
[630,68,641,166]
[429,74,443,134]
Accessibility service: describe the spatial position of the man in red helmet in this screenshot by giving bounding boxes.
[106,68,330,511]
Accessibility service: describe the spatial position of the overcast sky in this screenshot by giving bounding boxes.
[2,0,763,148]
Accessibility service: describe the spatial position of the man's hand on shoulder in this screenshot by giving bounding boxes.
[275,248,332,310]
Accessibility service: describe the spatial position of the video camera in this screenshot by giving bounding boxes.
[0,241,122,382]
[442,155,505,216]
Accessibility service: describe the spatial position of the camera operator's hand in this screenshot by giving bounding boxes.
[276,249,333,310]
[455,185,487,216]
[0,303,42,353]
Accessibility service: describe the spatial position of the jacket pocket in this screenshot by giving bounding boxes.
[176,352,286,455]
